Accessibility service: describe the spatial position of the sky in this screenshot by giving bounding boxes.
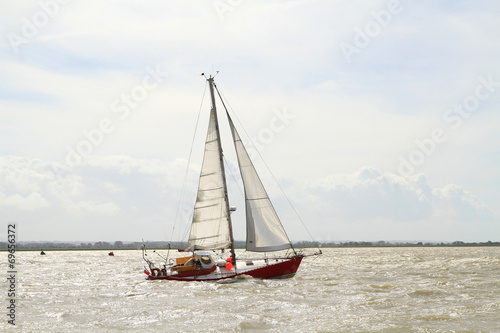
[1,0,499,243]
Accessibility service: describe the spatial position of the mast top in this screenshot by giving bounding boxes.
[201,71,219,80]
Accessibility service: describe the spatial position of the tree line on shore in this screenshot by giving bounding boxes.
[1,240,499,250]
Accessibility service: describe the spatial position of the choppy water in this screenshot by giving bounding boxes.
[3,247,499,332]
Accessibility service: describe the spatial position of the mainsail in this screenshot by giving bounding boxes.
[227,113,292,252]
[188,107,231,250]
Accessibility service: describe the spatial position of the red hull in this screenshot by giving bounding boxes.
[243,256,303,279]
[147,256,303,281]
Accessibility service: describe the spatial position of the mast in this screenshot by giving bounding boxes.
[207,76,237,265]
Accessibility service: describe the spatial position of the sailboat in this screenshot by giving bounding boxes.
[143,74,320,281]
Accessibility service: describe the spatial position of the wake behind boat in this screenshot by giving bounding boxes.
[143,74,320,281]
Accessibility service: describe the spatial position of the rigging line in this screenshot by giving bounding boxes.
[223,157,244,199]
[180,210,194,245]
[171,80,208,245]
[214,83,319,247]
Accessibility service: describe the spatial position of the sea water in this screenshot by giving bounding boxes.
[2,247,499,332]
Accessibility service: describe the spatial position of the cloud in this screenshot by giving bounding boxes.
[74,200,119,216]
[432,184,494,222]
[304,167,494,224]
[1,156,495,242]
[0,192,49,210]
[0,155,192,241]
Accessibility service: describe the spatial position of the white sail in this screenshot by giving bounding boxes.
[188,108,231,250]
[227,114,292,252]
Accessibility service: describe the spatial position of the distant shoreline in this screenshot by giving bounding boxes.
[2,240,499,251]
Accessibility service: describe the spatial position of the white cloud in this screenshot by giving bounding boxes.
[284,167,498,242]
[0,191,49,210]
[432,184,494,222]
[304,167,494,224]
[0,155,190,241]
[75,200,119,216]
[0,156,497,242]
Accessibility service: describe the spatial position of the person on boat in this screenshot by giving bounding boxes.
[184,257,196,267]
[184,256,202,269]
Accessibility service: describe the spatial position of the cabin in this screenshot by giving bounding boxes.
[173,251,215,275]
